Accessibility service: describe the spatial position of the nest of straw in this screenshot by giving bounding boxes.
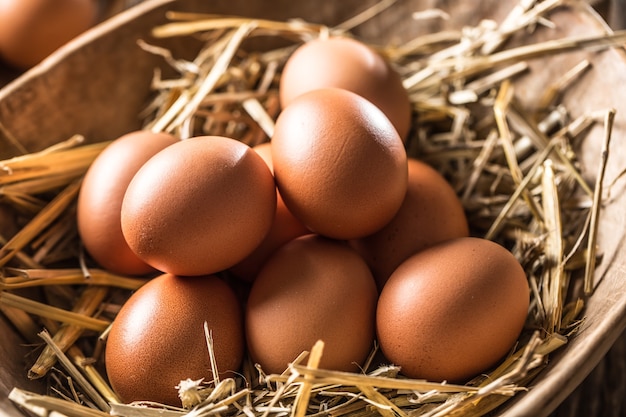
[1,0,626,416]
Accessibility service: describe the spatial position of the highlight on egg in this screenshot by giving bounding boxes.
[121,135,277,276]
[376,237,530,382]
[271,87,408,240]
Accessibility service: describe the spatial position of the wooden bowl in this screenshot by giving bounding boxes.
[2,0,626,416]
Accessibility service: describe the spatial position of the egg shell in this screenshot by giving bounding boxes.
[271,87,408,240]
[279,36,412,140]
[350,158,469,290]
[121,136,276,276]
[245,234,378,374]
[77,130,179,276]
[376,237,529,382]
[0,0,97,69]
[105,273,245,406]
[229,142,310,282]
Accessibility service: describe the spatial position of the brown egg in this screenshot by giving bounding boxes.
[121,136,276,276]
[229,142,310,282]
[0,0,97,70]
[350,158,469,290]
[271,88,407,240]
[105,273,244,406]
[77,130,179,276]
[279,36,412,140]
[376,237,529,382]
[245,234,378,374]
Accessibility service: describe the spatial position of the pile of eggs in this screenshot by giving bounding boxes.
[76,36,530,407]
